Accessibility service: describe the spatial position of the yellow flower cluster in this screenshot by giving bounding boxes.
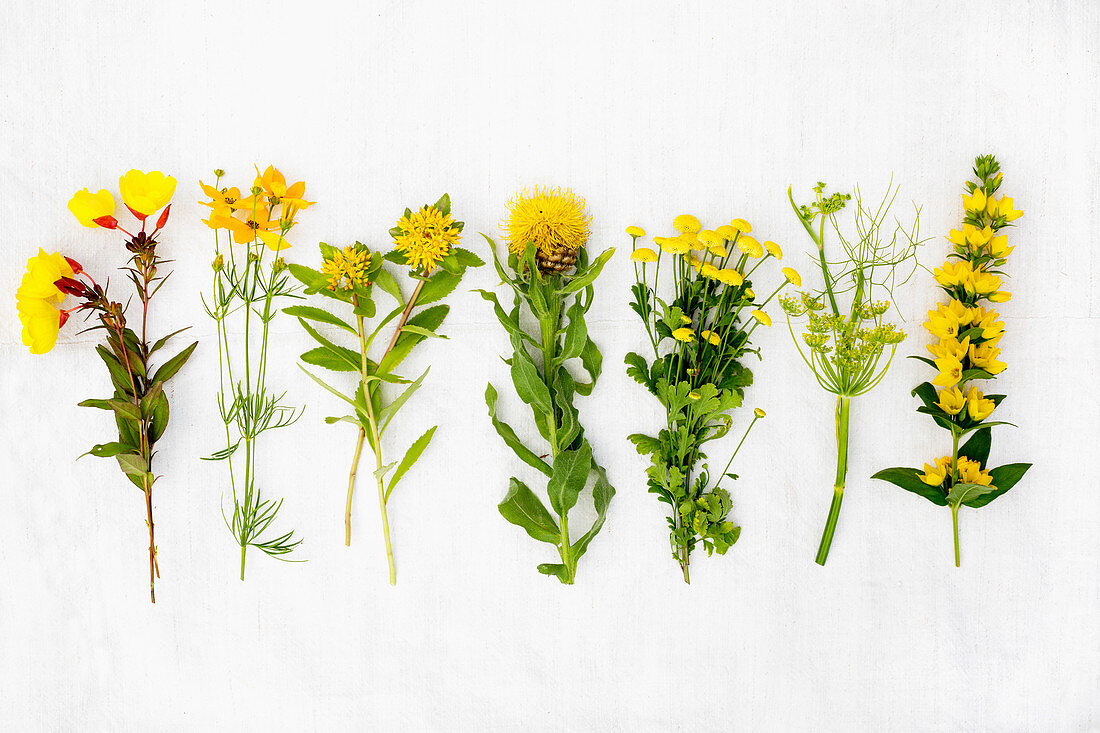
[322,244,372,291]
[200,165,314,251]
[392,205,460,274]
[15,249,74,354]
[919,455,995,488]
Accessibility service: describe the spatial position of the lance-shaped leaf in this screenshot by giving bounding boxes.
[571,462,616,561]
[559,298,588,362]
[537,563,571,582]
[150,340,197,383]
[871,466,948,506]
[562,247,615,293]
[80,442,134,459]
[574,337,602,396]
[148,392,170,443]
[379,305,449,374]
[947,482,996,509]
[385,426,437,500]
[958,428,992,466]
[282,305,356,334]
[298,318,361,371]
[963,463,1031,508]
[498,478,560,544]
[116,452,149,478]
[485,383,552,477]
[378,367,430,433]
[509,334,553,418]
[546,441,592,516]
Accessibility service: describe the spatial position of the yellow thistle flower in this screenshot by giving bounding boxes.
[673,214,701,234]
[68,188,115,228]
[626,225,646,238]
[782,267,801,287]
[119,169,176,216]
[935,386,966,415]
[716,269,743,287]
[729,218,752,233]
[393,204,460,274]
[503,186,591,258]
[322,245,372,291]
[968,342,1006,374]
[630,247,658,263]
[919,456,951,486]
[932,355,964,387]
[750,309,771,327]
[965,386,996,421]
[736,235,763,258]
[753,407,766,418]
[764,240,783,259]
[672,327,695,342]
[700,330,721,345]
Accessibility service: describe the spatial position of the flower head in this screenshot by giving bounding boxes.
[392,203,461,274]
[955,456,995,488]
[919,456,951,486]
[626,225,646,238]
[673,214,701,234]
[729,218,752,234]
[699,330,721,345]
[322,244,372,291]
[15,249,77,355]
[630,247,658,263]
[68,188,115,228]
[750,309,771,327]
[672,327,695,342]
[965,386,996,421]
[119,169,176,217]
[503,186,591,259]
[753,407,766,418]
[736,235,763,258]
[764,240,783,259]
[254,165,315,209]
[715,269,743,287]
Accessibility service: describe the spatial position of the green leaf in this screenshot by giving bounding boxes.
[80,442,133,459]
[417,271,461,306]
[148,326,191,355]
[947,482,996,509]
[282,305,356,334]
[287,263,330,293]
[964,463,1031,508]
[562,247,615,293]
[298,318,361,371]
[485,383,552,477]
[559,299,588,361]
[373,267,403,303]
[148,392,170,443]
[509,334,553,418]
[324,415,364,427]
[546,441,592,516]
[301,347,359,372]
[537,563,571,581]
[95,345,132,390]
[386,426,437,500]
[115,452,149,478]
[107,399,142,421]
[378,367,430,433]
[958,428,991,466]
[571,462,615,561]
[627,433,662,456]
[151,341,197,383]
[299,365,356,406]
[398,325,447,339]
[871,466,948,506]
[575,337,603,396]
[78,398,114,411]
[378,305,449,374]
[498,478,560,544]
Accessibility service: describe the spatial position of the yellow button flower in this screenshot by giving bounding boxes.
[919,456,951,486]
[736,235,763,258]
[750,309,771,326]
[657,236,691,255]
[699,330,721,345]
[753,407,766,418]
[965,387,996,421]
[743,288,755,300]
[700,263,720,279]
[708,243,728,257]
[782,267,801,287]
[729,218,752,233]
[673,214,701,234]
[932,355,963,387]
[716,269,743,287]
[680,315,692,325]
[67,188,115,228]
[763,240,783,259]
[698,229,721,247]
[630,247,658,263]
[672,327,695,342]
[119,169,176,216]
[688,391,701,400]
[626,225,646,238]
[935,386,965,415]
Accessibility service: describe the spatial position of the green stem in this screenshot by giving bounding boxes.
[239,543,247,581]
[538,280,573,584]
[816,396,850,566]
[951,504,961,568]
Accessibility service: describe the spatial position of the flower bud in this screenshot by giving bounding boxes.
[214,169,225,178]
[212,254,224,271]
[273,257,287,273]
[247,251,260,263]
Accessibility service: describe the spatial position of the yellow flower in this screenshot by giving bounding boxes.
[688,391,701,400]
[207,209,288,250]
[965,387,996,421]
[927,336,970,362]
[993,196,1023,221]
[503,186,591,258]
[254,165,315,209]
[708,243,728,258]
[716,269,743,287]
[988,234,1014,259]
[750,309,771,326]
[736,235,763,258]
[685,253,703,271]
[729,218,752,233]
[16,294,64,355]
[199,181,246,218]
[966,268,1002,296]
[935,386,966,415]
[16,249,75,304]
[626,225,646,238]
[698,229,721,248]
[781,267,801,287]
[763,240,783,259]
[924,299,969,340]
[699,330,721,345]
[67,188,115,228]
[322,245,372,291]
[715,224,737,241]
[393,204,461,273]
[934,260,973,289]
[672,327,695,342]
[630,247,658,263]
[956,457,995,488]
[753,407,766,418]
[919,456,951,486]
[743,288,755,300]
[932,355,963,387]
[700,263,720,279]
[988,291,1012,303]
[118,169,176,216]
[968,342,1006,374]
[673,214,701,234]
[968,306,1004,341]
[962,188,987,214]
[680,315,692,324]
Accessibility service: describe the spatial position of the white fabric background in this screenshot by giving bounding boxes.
[1,1,1097,730]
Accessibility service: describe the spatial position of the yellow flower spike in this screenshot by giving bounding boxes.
[935,386,966,415]
[699,330,721,345]
[393,204,461,274]
[118,169,176,216]
[968,342,1006,374]
[700,263,720,279]
[919,456,951,486]
[924,300,967,340]
[630,247,658,263]
[962,188,987,214]
[16,294,63,355]
[750,309,771,327]
[736,235,763,258]
[753,407,766,418]
[715,224,737,241]
[68,188,115,228]
[729,218,752,234]
[964,386,996,421]
[672,327,695,342]
[715,269,743,287]
[764,240,783,259]
[997,196,1023,221]
[626,225,646,238]
[673,214,701,234]
[932,355,963,387]
[781,267,802,287]
[698,229,721,247]
[988,290,1012,303]
[17,249,75,303]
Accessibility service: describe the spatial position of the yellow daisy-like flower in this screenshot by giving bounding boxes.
[698,229,722,248]
[626,225,646,238]
[764,240,783,259]
[750,309,771,326]
[782,267,801,287]
[393,205,460,274]
[753,407,766,418]
[715,269,743,287]
[736,235,763,258]
[630,247,658,263]
[673,214,701,234]
[119,169,176,216]
[672,327,695,342]
[729,218,752,233]
[68,188,115,228]
[503,186,591,258]
[700,263,720,279]
[322,245,372,291]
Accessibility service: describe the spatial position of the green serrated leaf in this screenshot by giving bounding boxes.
[282,305,356,333]
[485,383,553,477]
[385,426,437,500]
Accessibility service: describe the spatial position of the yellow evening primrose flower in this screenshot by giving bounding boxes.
[736,235,763,258]
[968,342,1006,374]
[67,188,115,228]
[729,218,752,234]
[626,225,646,238]
[700,330,721,346]
[393,204,460,273]
[956,457,995,488]
[935,386,966,415]
[933,260,974,289]
[782,267,801,287]
[763,240,783,259]
[962,188,987,214]
[17,248,75,303]
[16,294,63,355]
[988,291,1012,303]
[716,269,743,287]
[750,309,771,327]
[673,214,701,234]
[919,456,951,486]
[503,186,591,258]
[672,327,695,342]
[118,169,176,216]
[965,387,996,421]
[630,247,658,263]
[932,355,963,387]
[753,407,766,418]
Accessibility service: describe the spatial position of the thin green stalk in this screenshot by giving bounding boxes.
[816,395,850,566]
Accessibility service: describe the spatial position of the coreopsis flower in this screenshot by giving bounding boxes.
[67,188,115,228]
[118,169,176,217]
[198,182,246,218]
[630,247,658,263]
[322,244,372,291]
[503,186,591,274]
[208,209,288,251]
[672,214,701,234]
[254,165,315,209]
[392,204,461,274]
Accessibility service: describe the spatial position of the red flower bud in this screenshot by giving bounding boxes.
[55,277,91,298]
[126,204,147,222]
[93,215,119,229]
[64,256,84,275]
[59,310,71,328]
[155,204,171,230]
